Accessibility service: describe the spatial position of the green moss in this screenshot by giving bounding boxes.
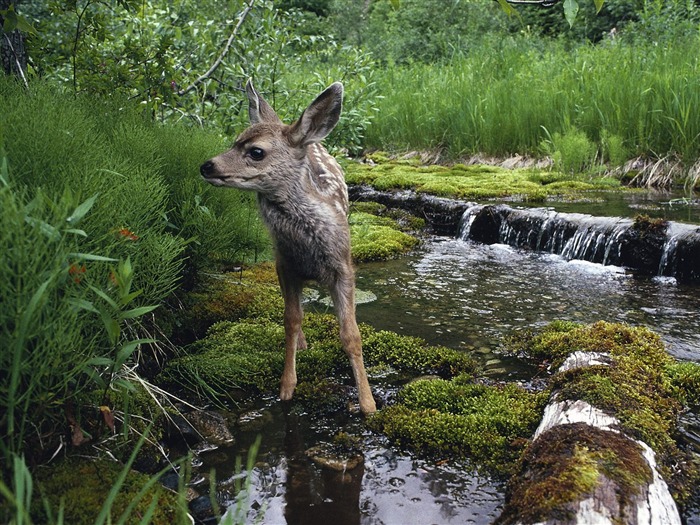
[349,211,419,262]
[32,457,183,524]
[667,361,700,406]
[344,159,624,201]
[158,314,477,404]
[498,423,652,525]
[369,379,548,476]
[182,263,284,336]
[362,329,478,377]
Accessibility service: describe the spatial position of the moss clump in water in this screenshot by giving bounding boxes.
[349,211,419,262]
[667,361,700,407]
[158,314,478,405]
[502,320,700,503]
[369,377,549,477]
[344,158,623,202]
[497,423,653,525]
[31,457,182,524]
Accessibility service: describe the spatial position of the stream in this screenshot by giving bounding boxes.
[200,194,700,524]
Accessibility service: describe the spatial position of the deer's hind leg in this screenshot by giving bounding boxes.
[277,261,305,401]
[331,273,377,415]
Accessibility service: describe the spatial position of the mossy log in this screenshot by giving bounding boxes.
[497,351,681,525]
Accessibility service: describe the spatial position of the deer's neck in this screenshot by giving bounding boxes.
[258,144,348,225]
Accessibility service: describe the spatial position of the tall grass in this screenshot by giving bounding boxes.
[366,34,700,169]
[0,77,271,521]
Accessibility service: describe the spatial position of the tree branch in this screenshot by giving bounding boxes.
[3,32,28,88]
[177,0,256,97]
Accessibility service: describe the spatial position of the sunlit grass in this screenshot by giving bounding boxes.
[366,35,700,174]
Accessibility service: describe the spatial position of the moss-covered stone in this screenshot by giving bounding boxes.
[497,423,653,525]
[32,457,183,525]
[349,211,419,262]
[502,320,700,503]
[368,378,549,476]
[158,314,478,405]
[344,158,623,202]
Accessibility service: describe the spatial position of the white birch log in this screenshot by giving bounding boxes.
[497,351,681,525]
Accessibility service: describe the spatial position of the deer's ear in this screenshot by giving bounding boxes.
[246,79,281,125]
[287,82,343,147]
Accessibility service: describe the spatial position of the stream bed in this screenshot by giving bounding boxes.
[198,232,700,524]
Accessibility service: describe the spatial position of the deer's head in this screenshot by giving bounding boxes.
[200,80,343,195]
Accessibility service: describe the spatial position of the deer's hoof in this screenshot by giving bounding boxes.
[280,383,296,401]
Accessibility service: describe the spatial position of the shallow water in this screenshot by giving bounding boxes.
[203,235,700,524]
[354,237,700,363]
[204,191,700,523]
[204,401,504,525]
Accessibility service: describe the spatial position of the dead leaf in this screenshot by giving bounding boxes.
[100,405,115,433]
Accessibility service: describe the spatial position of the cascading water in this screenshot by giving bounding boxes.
[458,204,700,282]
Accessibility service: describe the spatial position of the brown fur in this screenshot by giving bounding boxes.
[200,80,376,414]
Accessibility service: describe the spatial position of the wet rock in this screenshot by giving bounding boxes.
[348,185,471,236]
[237,409,274,433]
[306,444,364,472]
[166,413,201,446]
[184,410,235,447]
[188,495,218,525]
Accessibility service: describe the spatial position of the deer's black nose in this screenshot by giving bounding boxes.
[200,160,215,177]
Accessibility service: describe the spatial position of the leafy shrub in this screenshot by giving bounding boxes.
[541,127,598,175]
[24,0,380,155]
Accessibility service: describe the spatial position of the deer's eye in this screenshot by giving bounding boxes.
[248,147,265,161]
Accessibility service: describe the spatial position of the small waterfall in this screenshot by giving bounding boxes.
[458,204,700,283]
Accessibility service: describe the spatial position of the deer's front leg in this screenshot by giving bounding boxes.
[332,276,377,415]
[277,263,304,401]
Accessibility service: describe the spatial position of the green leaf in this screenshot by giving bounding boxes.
[88,285,119,310]
[593,0,604,13]
[115,338,154,367]
[66,298,99,314]
[495,0,516,16]
[82,367,108,389]
[69,253,119,262]
[120,305,158,320]
[564,0,580,27]
[67,194,98,225]
[1,6,37,35]
[388,0,400,9]
[86,357,115,367]
[64,228,88,237]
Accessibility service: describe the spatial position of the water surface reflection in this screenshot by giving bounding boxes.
[355,237,700,363]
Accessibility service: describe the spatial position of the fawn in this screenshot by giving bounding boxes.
[200,80,377,415]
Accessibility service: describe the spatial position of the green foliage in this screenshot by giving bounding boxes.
[541,127,598,175]
[365,34,700,172]
[357,0,509,64]
[0,182,104,465]
[369,379,549,476]
[1,78,269,288]
[24,0,380,155]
